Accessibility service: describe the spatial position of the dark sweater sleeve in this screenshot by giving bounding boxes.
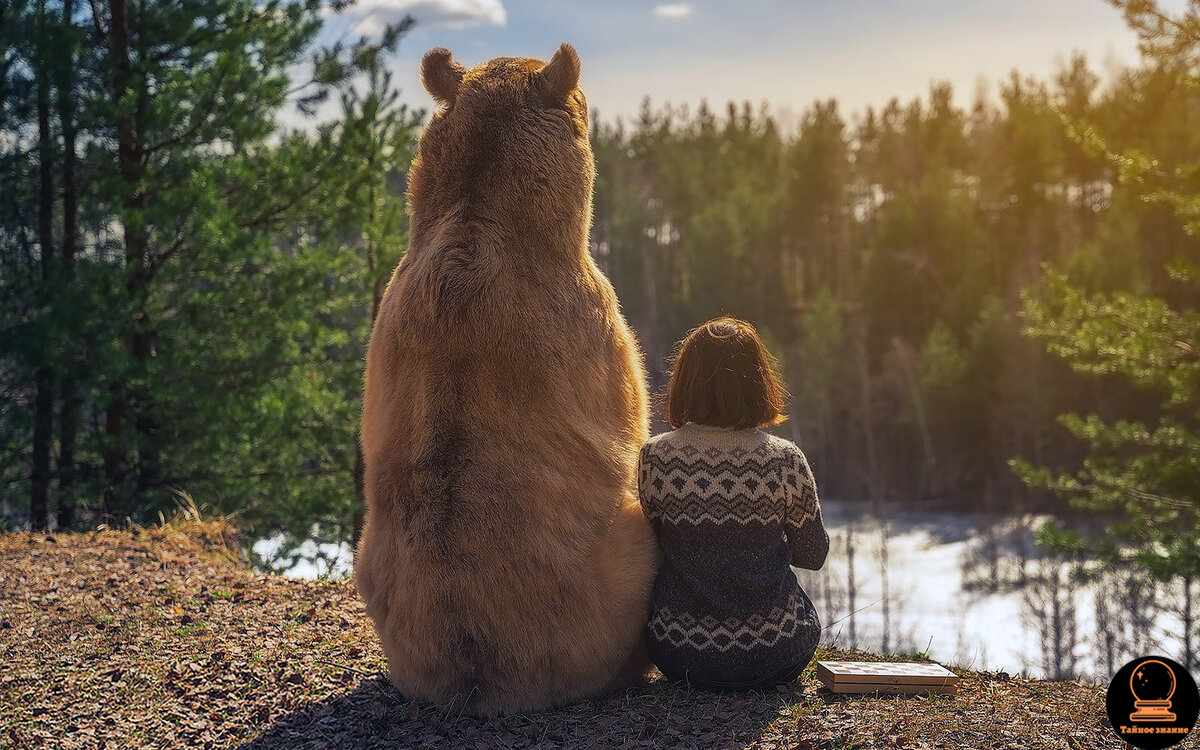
[782,446,829,570]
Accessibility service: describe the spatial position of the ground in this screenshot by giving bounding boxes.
[0,520,1162,750]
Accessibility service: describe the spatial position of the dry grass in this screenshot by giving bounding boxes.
[0,521,1161,749]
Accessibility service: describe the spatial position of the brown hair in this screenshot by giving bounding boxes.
[666,316,788,430]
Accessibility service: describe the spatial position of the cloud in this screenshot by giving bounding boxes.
[351,15,387,36]
[653,3,693,20]
[336,0,506,32]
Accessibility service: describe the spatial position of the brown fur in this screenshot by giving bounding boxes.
[355,44,658,717]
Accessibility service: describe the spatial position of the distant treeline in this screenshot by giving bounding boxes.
[590,53,1196,514]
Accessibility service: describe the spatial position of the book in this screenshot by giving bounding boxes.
[815,660,960,695]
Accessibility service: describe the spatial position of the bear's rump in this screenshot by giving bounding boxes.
[385,513,629,694]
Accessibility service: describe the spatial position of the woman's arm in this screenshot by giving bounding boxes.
[782,446,829,569]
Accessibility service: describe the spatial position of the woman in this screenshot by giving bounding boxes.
[638,316,830,691]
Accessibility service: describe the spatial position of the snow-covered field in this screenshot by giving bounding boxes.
[800,500,1187,682]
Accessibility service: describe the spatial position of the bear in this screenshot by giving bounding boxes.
[354,44,659,717]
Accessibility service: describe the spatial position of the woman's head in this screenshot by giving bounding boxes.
[666,316,788,430]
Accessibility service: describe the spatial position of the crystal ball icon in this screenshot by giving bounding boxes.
[1108,655,1198,747]
[1129,659,1178,723]
[1132,660,1177,703]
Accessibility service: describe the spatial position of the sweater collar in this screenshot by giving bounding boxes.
[680,422,753,433]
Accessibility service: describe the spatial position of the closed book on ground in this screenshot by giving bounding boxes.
[816,660,960,695]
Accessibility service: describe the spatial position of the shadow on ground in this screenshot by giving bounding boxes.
[238,674,794,750]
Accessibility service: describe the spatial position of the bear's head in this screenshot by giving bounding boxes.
[408,45,593,248]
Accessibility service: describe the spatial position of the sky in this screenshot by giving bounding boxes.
[310,0,1168,129]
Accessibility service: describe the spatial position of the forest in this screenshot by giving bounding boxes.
[1,0,1197,610]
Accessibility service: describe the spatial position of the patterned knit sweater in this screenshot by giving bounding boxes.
[638,423,829,686]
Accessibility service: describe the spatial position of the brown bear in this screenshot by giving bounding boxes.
[354,44,658,717]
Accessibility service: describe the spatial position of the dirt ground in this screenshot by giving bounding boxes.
[0,521,1153,749]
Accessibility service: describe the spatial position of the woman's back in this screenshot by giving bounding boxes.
[639,423,829,686]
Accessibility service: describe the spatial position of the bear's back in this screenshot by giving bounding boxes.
[355,45,654,716]
[368,240,634,550]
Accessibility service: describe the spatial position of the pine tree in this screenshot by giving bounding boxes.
[1014,0,1200,593]
[0,1,421,548]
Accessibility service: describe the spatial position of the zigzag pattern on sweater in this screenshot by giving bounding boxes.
[639,435,817,527]
[647,589,803,652]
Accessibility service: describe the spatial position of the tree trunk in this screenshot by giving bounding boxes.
[31,0,55,532]
[640,233,665,390]
[133,329,161,498]
[107,0,155,514]
[1184,575,1195,671]
[57,376,78,528]
[103,384,124,517]
[31,369,54,531]
[845,512,857,646]
[56,0,79,530]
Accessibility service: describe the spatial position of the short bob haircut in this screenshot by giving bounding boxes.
[666,316,788,430]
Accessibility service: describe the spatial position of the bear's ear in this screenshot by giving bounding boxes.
[422,47,465,104]
[535,43,580,103]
